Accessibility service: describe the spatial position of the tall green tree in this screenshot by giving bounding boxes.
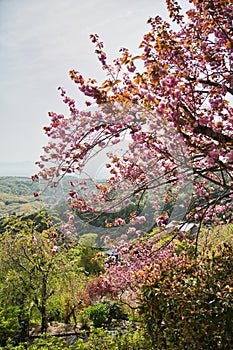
[0,210,72,336]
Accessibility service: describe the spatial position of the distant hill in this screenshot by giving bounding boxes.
[0,175,78,219]
[0,176,42,217]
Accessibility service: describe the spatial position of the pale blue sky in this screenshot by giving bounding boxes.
[0,0,188,169]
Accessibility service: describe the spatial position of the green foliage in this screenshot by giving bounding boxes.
[101,300,128,322]
[79,233,98,247]
[0,304,20,346]
[0,343,26,350]
[0,210,82,335]
[140,243,233,349]
[6,327,152,350]
[78,245,104,275]
[86,301,128,328]
[113,327,152,350]
[87,303,109,327]
[198,223,233,254]
[27,334,67,350]
[78,310,90,330]
[73,327,152,350]
[46,298,64,323]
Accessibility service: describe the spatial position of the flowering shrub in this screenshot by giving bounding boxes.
[85,236,186,306]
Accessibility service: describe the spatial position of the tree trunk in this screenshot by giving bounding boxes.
[40,275,48,333]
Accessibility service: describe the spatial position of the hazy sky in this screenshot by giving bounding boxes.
[0,0,188,167]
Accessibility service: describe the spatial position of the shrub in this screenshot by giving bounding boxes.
[101,300,128,322]
[87,300,128,328]
[87,303,109,327]
[140,243,233,349]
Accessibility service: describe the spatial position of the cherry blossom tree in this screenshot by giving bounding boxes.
[85,236,185,307]
[35,0,233,244]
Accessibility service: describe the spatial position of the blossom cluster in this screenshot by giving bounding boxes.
[35,0,233,240]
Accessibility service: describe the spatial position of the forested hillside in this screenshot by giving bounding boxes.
[0,177,42,217]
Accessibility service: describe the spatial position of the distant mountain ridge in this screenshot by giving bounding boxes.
[0,161,38,177]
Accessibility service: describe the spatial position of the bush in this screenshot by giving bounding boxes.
[87,303,109,327]
[101,300,128,323]
[140,243,233,349]
[87,301,128,328]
